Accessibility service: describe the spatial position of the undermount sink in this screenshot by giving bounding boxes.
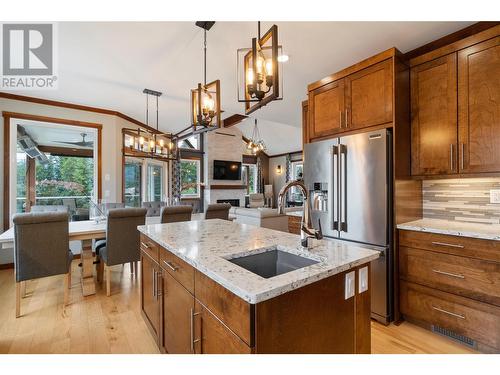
[227,247,319,279]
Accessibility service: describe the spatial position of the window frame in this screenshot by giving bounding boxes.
[146,160,164,202]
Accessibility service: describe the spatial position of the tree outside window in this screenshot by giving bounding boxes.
[243,164,257,195]
[180,159,200,197]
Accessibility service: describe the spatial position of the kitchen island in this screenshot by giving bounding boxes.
[137,219,379,354]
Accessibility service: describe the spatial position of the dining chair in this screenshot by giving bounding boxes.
[142,201,166,217]
[205,203,232,220]
[160,205,193,223]
[13,211,73,318]
[30,205,69,213]
[96,207,147,296]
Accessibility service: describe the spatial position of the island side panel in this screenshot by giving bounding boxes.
[355,264,372,354]
[254,269,358,354]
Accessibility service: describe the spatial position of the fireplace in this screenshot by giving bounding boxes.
[217,199,240,207]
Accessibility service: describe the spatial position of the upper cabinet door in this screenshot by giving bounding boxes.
[345,59,393,130]
[308,79,345,139]
[411,54,458,176]
[458,37,500,174]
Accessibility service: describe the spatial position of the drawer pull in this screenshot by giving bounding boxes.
[431,241,464,249]
[432,305,465,320]
[432,269,465,279]
[163,260,178,272]
[141,242,150,249]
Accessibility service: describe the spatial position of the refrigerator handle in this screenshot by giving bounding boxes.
[340,144,348,232]
[332,145,339,230]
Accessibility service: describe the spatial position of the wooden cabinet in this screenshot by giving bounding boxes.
[458,37,500,174]
[141,237,372,354]
[194,301,252,354]
[140,251,161,344]
[411,54,458,176]
[306,49,399,143]
[345,59,393,130]
[399,229,500,352]
[161,269,194,354]
[308,79,345,139]
[410,32,500,177]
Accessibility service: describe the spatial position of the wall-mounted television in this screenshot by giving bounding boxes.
[213,160,241,180]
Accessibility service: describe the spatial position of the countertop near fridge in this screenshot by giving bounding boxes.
[137,219,379,304]
[397,218,500,241]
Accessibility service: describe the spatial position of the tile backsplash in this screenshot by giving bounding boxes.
[423,178,500,224]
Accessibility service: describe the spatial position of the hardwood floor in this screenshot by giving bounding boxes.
[0,261,476,354]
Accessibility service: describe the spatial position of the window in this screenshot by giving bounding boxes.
[290,161,304,202]
[178,134,200,150]
[146,163,164,202]
[124,158,142,207]
[180,159,200,197]
[243,164,257,195]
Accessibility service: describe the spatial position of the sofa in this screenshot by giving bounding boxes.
[229,207,289,232]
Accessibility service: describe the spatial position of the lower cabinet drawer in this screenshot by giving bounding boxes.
[400,281,500,350]
[140,234,159,263]
[400,246,500,306]
[160,250,195,294]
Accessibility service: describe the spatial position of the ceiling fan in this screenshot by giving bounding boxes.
[54,133,93,148]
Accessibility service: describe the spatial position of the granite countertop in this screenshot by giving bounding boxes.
[138,219,379,304]
[397,218,500,241]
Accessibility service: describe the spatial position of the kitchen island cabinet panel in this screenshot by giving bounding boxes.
[161,270,194,354]
[194,301,252,354]
[194,270,253,347]
[140,251,161,345]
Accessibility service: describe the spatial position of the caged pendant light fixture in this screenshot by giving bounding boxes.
[237,22,283,115]
[190,21,221,130]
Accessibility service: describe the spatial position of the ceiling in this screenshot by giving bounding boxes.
[17,119,96,149]
[12,21,474,155]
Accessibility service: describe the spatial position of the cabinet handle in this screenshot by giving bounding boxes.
[432,305,465,320]
[141,242,150,249]
[431,241,464,249]
[339,110,343,128]
[156,271,162,299]
[152,269,156,297]
[449,144,454,172]
[190,308,202,353]
[345,108,349,128]
[460,143,465,170]
[163,261,178,272]
[432,269,465,279]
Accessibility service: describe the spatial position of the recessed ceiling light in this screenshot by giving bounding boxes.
[278,54,289,62]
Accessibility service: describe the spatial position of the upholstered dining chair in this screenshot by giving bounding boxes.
[160,205,193,223]
[30,205,69,213]
[142,201,165,217]
[13,211,73,318]
[205,203,232,220]
[96,207,147,296]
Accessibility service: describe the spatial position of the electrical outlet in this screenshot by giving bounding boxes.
[358,266,369,293]
[491,190,500,204]
[345,271,355,300]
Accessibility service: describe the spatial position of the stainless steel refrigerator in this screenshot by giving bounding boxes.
[304,128,393,324]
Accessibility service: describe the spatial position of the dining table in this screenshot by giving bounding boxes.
[0,214,203,296]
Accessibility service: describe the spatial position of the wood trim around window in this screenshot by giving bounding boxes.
[2,111,103,230]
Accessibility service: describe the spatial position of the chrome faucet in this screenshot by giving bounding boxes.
[278,180,323,249]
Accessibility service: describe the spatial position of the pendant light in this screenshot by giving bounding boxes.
[246,119,266,155]
[237,22,283,115]
[191,21,221,130]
